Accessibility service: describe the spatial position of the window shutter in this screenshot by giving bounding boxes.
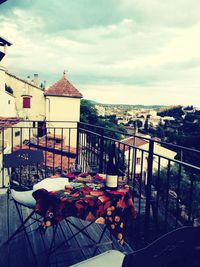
[23,97,31,108]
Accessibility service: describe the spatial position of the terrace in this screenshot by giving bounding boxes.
[0,120,200,266]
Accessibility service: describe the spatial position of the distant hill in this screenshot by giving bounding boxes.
[84,99,168,110]
[99,104,168,110]
[88,100,100,105]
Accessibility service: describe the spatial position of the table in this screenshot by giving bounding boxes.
[33,175,136,245]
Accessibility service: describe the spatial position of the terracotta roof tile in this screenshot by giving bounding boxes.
[44,75,83,98]
[120,136,148,151]
[0,117,23,129]
[38,136,76,154]
[13,144,75,171]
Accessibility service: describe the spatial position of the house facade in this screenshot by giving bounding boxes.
[0,36,83,148]
[120,133,177,182]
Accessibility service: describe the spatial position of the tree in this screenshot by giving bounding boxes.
[152,164,200,219]
[80,99,127,140]
[157,106,184,118]
[144,118,149,131]
[80,99,98,124]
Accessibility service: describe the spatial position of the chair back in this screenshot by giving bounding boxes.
[122,226,200,267]
[3,149,44,188]
[3,149,44,168]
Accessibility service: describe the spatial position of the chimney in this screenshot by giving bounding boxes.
[33,73,39,87]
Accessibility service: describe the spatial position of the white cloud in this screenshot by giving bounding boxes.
[1,0,200,105]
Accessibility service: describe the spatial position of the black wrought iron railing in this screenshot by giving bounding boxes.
[0,121,78,187]
[0,120,200,249]
[77,122,200,247]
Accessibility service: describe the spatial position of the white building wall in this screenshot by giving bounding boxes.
[45,96,81,147]
[124,143,176,181]
[0,69,7,116]
[0,121,33,187]
[0,44,9,117]
[5,73,45,120]
[1,92,17,117]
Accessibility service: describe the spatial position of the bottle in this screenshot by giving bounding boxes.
[106,145,118,189]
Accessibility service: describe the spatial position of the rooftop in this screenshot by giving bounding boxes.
[0,36,12,46]
[120,135,148,151]
[0,117,22,129]
[44,72,83,98]
[13,137,76,170]
[7,72,43,90]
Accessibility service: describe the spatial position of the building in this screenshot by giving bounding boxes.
[0,37,16,118]
[0,36,83,148]
[44,71,83,147]
[120,133,177,182]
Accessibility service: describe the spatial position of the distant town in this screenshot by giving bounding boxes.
[94,103,197,132]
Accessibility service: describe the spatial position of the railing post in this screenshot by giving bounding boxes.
[99,128,104,173]
[1,128,5,188]
[144,139,154,243]
[76,122,80,165]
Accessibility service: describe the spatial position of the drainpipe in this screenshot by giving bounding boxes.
[45,97,51,124]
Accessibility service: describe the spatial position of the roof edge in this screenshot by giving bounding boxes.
[0,36,12,46]
[44,93,83,98]
[6,72,43,91]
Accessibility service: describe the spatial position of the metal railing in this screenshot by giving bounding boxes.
[0,120,200,248]
[77,122,200,247]
[0,121,78,187]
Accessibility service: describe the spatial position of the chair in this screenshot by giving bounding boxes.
[3,149,44,257]
[70,226,200,267]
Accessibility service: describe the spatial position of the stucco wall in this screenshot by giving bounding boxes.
[0,92,17,117]
[45,96,80,122]
[0,69,7,116]
[5,73,46,120]
[45,96,80,147]
[124,143,177,181]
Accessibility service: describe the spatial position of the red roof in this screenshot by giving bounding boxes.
[13,144,75,170]
[120,136,148,151]
[44,73,83,98]
[0,117,22,129]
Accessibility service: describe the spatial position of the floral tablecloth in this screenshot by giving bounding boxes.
[33,177,136,245]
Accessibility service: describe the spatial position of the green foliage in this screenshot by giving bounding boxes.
[144,118,149,131]
[128,119,143,128]
[183,105,193,111]
[80,99,99,124]
[144,107,200,166]
[80,99,127,140]
[152,164,200,219]
[157,105,184,118]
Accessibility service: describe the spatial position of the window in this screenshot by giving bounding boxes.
[23,97,31,108]
[8,100,10,104]
[136,157,141,165]
[15,131,20,137]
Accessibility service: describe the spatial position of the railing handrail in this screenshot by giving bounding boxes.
[1,119,200,248]
[79,122,200,155]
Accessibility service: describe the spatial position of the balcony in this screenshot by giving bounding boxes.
[0,121,200,266]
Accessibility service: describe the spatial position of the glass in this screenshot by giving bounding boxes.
[70,164,82,176]
[87,165,99,178]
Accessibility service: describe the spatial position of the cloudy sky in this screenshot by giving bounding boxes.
[1,0,200,106]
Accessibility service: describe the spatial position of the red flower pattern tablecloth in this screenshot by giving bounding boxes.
[33,178,136,245]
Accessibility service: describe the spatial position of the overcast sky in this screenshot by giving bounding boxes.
[1,0,200,106]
